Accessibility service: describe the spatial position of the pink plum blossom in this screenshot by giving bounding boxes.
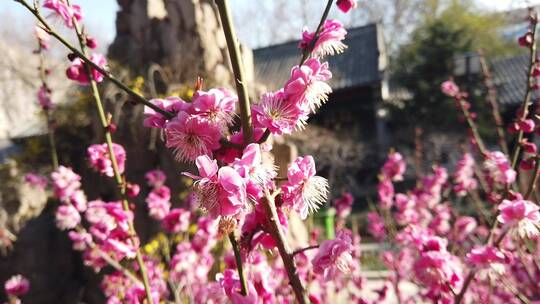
[165,112,222,162]
[190,88,237,128]
[299,19,347,57]
[281,155,329,219]
[252,90,305,135]
[312,230,355,281]
[185,155,247,218]
[43,0,83,28]
[143,97,189,128]
[441,79,460,97]
[232,143,277,200]
[4,275,29,297]
[336,0,357,13]
[66,54,107,85]
[284,58,332,113]
[87,143,126,177]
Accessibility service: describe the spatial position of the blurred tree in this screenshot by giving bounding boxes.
[390,0,521,135]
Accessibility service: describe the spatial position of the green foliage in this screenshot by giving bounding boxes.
[390,0,521,134]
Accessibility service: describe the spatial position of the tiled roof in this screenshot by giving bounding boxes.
[253,23,386,92]
[491,54,539,106]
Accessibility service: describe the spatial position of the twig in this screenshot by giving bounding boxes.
[262,193,309,304]
[228,233,249,295]
[215,0,253,144]
[299,0,335,66]
[13,0,174,120]
[65,4,155,303]
[292,245,320,256]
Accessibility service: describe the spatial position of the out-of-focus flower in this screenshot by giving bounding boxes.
[66,54,107,85]
[37,84,53,110]
[24,173,48,189]
[145,169,167,188]
[382,152,406,182]
[162,208,191,233]
[367,211,386,240]
[145,186,171,221]
[35,26,51,50]
[453,153,477,196]
[441,80,460,97]
[87,143,126,177]
[43,0,83,28]
[333,192,354,219]
[484,151,516,186]
[336,0,357,13]
[498,199,540,238]
[4,274,30,297]
[312,230,355,280]
[55,204,81,230]
[51,166,82,202]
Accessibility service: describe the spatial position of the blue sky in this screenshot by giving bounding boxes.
[2,0,540,46]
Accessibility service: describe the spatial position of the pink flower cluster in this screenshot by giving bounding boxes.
[43,0,82,28]
[144,89,236,162]
[144,169,171,221]
[453,153,477,196]
[86,143,126,177]
[252,58,332,135]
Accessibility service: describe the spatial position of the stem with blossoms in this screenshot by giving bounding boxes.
[510,11,538,169]
[299,0,335,65]
[14,0,174,119]
[65,4,155,303]
[215,0,253,144]
[214,0,252,296]
[263,193,310,304]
